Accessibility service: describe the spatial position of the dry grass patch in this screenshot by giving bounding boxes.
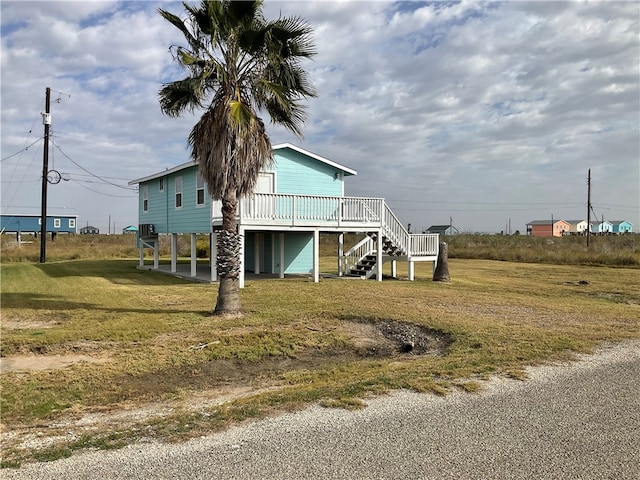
[1,257,639,467]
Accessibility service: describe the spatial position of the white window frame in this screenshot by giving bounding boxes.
[54,218,61,228]
[69,218,76,228]
[143,185,149,212]
[196,174,205,207]
[175,176,183,209]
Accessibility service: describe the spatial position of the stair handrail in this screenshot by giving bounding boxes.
[381,201,410,254]
[342,235,374,273]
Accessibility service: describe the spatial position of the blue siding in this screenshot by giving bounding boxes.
[279,232,313,274]
[245,231,312,274]
[274,149,344,196]
[133,145,355,276]
[1,215,78,233]
[139,165,212,234]
[612,221,633,233]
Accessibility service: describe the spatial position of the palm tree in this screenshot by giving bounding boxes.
[158,1,316,316]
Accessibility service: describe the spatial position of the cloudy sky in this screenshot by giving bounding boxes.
[2,0,638,234]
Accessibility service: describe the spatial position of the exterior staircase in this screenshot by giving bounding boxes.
[348,233,407,278]
[342,201,439,280]
[231,190,438,281]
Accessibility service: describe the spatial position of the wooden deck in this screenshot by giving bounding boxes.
[213,193,439,258]
[139,193,439,287]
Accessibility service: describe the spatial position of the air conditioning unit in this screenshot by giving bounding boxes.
[139,224,155,236]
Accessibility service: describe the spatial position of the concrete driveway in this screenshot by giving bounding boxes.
[5,340,639,480]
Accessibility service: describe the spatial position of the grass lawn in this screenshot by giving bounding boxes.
[1,256,639,466]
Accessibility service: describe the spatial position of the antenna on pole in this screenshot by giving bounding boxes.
[586,169,591,247]
[39,87,51,263]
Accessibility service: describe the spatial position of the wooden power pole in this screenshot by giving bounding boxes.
[587,169,591,247]
[39,87,51,263]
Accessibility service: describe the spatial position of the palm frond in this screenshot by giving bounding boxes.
[159,78,206,117]
[158,8,201,54]
[160,0,315,192]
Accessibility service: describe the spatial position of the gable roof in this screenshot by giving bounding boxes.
[426,225,459,234]
[272,143,357,176]
[129,144,357,185]
[129,160,195,185]
[527,219,570,226]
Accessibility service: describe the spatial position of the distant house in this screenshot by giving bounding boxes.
[129,143,440,286]
[591,221,613,234]
[526,220,570,237]
[566,220,590,235]
[425,225,459,235]
[609,220,633,234]
[80,226,99,235]
[1,213,78,235]
[122,225,138,235]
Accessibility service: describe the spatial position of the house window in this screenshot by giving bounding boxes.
[143,185,149,212]
[69,218,76,228]
[54,218,61,228]
[159,178,164,192]
[175,176,183,208]
[196,174,205,206]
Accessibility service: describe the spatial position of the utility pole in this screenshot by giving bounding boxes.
[39,87,51,263]
[587,169,591,247]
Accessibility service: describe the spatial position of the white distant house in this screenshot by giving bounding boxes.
[566,220,590,235]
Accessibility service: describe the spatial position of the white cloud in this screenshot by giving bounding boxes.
[1,0,638,233]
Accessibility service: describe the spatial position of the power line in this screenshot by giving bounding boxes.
[70,179,137,198]
[60,172,134,181]
[1,138,43,162]
[49,138,137,191]
[386,198,585,207]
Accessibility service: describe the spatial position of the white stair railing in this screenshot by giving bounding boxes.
[342,235,374,274]
[381,203,410,254]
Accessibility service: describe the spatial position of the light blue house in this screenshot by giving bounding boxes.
[610,220,633,234]
[591,220,613,234]
[129,143,439,286]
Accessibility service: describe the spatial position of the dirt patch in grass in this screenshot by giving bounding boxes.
[2,320,59,330]
[1,319,452,459]
[0,354,110,373]
[1,320,451,375]
[342,319,452,357]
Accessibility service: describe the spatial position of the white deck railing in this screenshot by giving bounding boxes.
[236,194,385,227]
[213,192,439,260]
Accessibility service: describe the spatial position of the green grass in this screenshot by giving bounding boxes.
[1,239,639,466]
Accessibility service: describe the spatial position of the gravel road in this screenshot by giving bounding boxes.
[5,340,639,480]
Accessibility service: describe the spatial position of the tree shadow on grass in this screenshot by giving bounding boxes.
[0,291,207,315]
[33,259,195,286]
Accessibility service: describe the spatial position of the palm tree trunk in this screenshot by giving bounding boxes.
[214,193,242,315]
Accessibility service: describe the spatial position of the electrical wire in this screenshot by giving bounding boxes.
[1,138,43,162]
[49,138,137,191]
[387,198,585,207]
[68,179,138,198]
